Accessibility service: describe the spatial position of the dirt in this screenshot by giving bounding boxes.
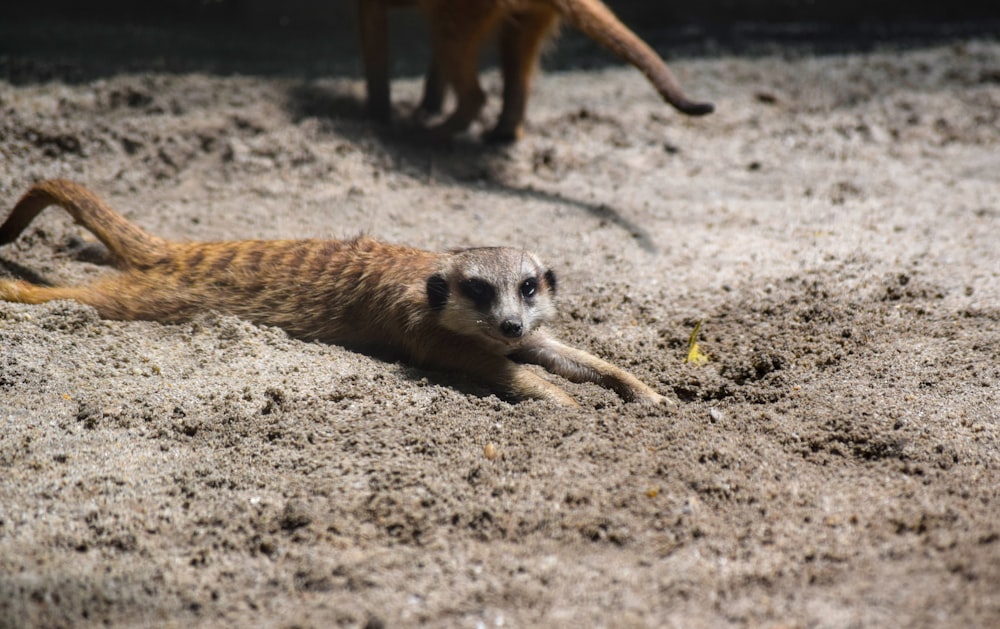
[1,21,999,628]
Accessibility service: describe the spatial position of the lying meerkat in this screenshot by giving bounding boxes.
[0,180,666,406]
[358,0,713,142]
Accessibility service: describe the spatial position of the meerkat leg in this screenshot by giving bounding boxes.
[485,8,559,143]
[515,336,668,405]
[502,362,579,406]
[0,275,187,323]
[431,348,578,406]
[0,279,111,312]
[424,5,502,137]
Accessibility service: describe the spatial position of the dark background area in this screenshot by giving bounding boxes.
[1,1,998,83]
[4,0,1000,26]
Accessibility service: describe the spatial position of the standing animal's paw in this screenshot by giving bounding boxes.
[482,124,522,145]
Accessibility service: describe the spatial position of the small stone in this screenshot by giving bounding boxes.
[483,443,499,461]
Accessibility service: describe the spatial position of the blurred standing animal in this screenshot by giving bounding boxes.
[358,0,713,142]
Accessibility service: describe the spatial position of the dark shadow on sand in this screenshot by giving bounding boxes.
[0,258,54,287]
[285,82,661,254]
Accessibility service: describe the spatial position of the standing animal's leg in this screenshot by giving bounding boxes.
[514,335,668,405]
[424,3,503,137]
[358,0,393,121]
[417,53,446,115]
[485,8,560,143]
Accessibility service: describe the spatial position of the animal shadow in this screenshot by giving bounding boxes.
[285,81,660,254]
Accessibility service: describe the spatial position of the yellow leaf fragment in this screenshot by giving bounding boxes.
[685,320,709,365]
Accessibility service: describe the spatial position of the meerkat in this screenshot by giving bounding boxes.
[358,0,713,142]
[0,180,666,406]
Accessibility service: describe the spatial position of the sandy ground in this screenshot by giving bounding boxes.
[1,20,999,628]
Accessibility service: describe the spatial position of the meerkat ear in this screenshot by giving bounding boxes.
[426,273,450,310]
[544,269,557,295]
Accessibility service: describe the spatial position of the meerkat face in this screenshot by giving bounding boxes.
[427,247,557,350]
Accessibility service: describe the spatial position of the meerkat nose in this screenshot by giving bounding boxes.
[500,319,523,338]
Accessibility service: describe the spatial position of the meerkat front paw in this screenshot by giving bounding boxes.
[637,389,671,406]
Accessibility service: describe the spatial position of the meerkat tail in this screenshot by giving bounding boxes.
[0,179,172,269]
[552,0,713,116]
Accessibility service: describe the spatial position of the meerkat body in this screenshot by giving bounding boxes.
[358,0,713,141]
[0,180,665,406]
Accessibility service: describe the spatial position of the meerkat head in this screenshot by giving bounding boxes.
[426,247,557,350]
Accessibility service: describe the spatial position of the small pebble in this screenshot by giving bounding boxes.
[483,443,498,461]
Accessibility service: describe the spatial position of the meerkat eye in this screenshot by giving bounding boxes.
[459,278,496,305]
[520,277,538,299]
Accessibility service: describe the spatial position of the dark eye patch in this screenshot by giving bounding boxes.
[459,278,496,306]
[544,269,557,295]
[426,273,449,311]
[520,277,538,299]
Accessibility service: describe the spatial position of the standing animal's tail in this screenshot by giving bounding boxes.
[0,179,171,269]
[554,0,714,116]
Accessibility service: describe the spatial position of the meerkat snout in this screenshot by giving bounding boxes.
[500,319,523,338]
